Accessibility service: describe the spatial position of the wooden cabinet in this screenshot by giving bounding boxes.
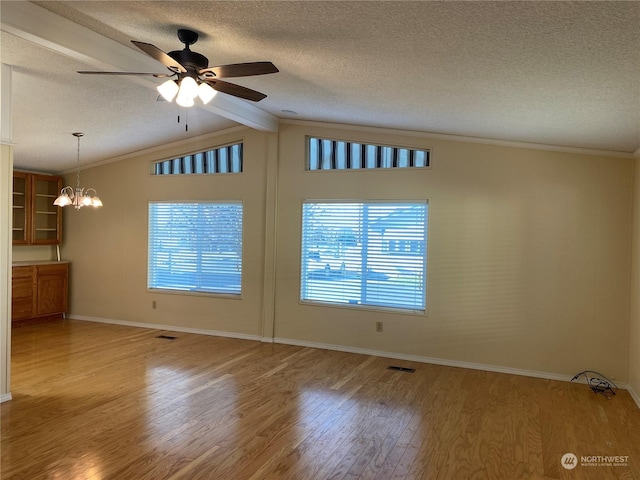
[11,263,69,323]
[12,172,63,245]
[36,264,69,316]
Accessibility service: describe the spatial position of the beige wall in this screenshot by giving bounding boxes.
[12,245,58,262]
[629,158,640,397]
[1,144,13,401]
[62,121,634,383]
[274,123,633,380]
[62,128,271,338]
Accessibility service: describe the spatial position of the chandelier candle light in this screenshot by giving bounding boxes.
[53,133,103,209]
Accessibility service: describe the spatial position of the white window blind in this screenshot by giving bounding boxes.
[307,137,430,171]
[152,142,243,175]
[301,201,428,311]
[148,202,243,295]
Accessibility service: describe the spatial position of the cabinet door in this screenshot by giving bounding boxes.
[12,267,35,320]
[36,264,69,316]
[12,172,30,245]
[30,174,62,245]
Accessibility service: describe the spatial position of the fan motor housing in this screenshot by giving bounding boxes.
[168,50,209,71]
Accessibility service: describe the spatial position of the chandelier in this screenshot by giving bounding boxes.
[53,132,103,209]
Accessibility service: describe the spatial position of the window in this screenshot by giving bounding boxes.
[148,202,243,295]
[307,137,430,171]
[301,201,428,311]
[152,142,243,175]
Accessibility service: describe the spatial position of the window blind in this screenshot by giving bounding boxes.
[153,142,243,175]
[301,201,428,311]
[307,137,430,171]
[148,202,243,294]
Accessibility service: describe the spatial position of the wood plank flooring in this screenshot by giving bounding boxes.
[1,319,639,480]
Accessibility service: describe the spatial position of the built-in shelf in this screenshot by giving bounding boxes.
[13,172,62,245]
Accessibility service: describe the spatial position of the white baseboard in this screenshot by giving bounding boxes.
[65,315,639,409]
[68,314,262,343]
[272,337,575,382]
[627,385,640,409]
[1,392,12,403]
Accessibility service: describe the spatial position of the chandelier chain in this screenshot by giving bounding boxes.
[76,134,81,190]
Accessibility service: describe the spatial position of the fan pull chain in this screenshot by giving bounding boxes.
[177,107,188,132]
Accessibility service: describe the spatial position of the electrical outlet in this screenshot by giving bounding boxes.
[152,301,157,309]
[376,321,383,333]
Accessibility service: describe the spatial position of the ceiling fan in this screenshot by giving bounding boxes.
[78,29,278,106]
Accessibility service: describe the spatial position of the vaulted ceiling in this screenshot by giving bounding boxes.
[2,1,639,172]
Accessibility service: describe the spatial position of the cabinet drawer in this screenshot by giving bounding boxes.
[36,263,68,276]
[12,266,34,279]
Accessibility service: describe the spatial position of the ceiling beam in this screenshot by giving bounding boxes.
[0,1,279,132]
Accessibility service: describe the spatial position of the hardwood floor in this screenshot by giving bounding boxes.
[1,320,639,480]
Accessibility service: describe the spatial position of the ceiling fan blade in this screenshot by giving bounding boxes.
[131,40,187,73]
[204,79,267,102]
[199,62,279,78]
[78,71,174,78]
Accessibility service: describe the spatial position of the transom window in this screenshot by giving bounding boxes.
[301,201,428,311]
[148,202,243,295]
[152,142,243,175]
[307,137,430,171]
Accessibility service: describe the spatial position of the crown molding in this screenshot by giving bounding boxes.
[56,117,638,175]
[56,125,250,175]
[281,119,636,159]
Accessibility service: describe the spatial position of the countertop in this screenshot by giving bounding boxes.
[12,260,70,267]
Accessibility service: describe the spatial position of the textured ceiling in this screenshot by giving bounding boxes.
[2,1,639,172]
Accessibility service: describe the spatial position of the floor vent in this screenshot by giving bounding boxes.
[156,335,178,340]
[387,366,415,373]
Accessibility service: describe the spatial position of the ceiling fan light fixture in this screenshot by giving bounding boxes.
[176,92,195,107]
[157,79,179,102]
[198,82,217,104]
[176,76,199,106]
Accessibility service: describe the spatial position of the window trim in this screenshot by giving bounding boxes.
[299,199,429,315]
[147,200,244,298]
